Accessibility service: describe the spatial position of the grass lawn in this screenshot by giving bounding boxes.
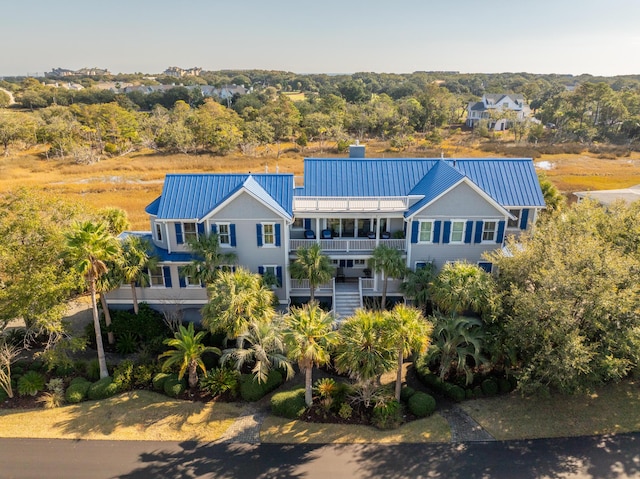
[459,379,640,441]
[0,390,243,442]
[261,415,451,444]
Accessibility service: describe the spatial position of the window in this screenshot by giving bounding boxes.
[419,221,433,243]
[292,218,303,229]
[478,262,493,273]
[218,223,230,245]
[415,260,432,270]
[183,271,199,287]
[354,259,366,268]
[155,223,163,242]
[482,221,497,242]
[507,209,521,228]
[259,265,281,288]
[183,222,197,242]
[326,218,340,236]
[148,266,164,287]
[451,221,465,243]
[262,223,275,245]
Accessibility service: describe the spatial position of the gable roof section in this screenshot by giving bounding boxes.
[296,158,545,208]
[451,159,545,207]
[151,174,293,220]
[405,161,466,217]
[120,232,194,262]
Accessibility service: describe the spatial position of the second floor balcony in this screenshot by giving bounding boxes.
[290,237,406,253]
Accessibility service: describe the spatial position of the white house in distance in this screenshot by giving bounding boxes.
[574,185,640,206]
[466,93,533,130]
[106,145,545,319]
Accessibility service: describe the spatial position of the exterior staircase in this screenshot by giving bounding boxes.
[333,291,361,320]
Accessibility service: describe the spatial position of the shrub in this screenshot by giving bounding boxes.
[17,371,46,397]
[447,385,466,402]
[372,398,403,430]
[163,374,186,398]
[112,359,135,392]
[152,372,171,391]
[270,388,307,419]
[86,359,101,382]
[30,359,44,372]
[481,378,499,397]
[0,388,7,402]
[473,385,483,398]
[314,377,338,399]
[37,379,65,409]
[200,367,240,398]
[408,392,437,417]
[88,377,119,400]
[338,402,353,420]
[115,332,138,355]
[400,386,416,402]
[133,363,157,388]
[240,370,283,402]
[498,378,512,394]
[65,378,91,404]
[465,388,474,400]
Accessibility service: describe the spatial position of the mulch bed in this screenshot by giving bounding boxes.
[1,393,43,410]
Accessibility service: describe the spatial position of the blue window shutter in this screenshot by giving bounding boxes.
[258,266,264,275]
[162,266,172,288]
[178,268,186,288]
[175,223,183,244]
[433,221,441,243]
[519,209,529,230]
[211,223,218,234]
[496,221,506,243]
[478,262,493,273]
[256,224,263,247]
[275,224,281,247]
[411,221,419,244]
[464,220,473,244]
[442,221,451,244]
[276,266,282,287]
[304,219,311,230]
[230,224,236,247]
[197,222,205,235]
[474,221,483,243]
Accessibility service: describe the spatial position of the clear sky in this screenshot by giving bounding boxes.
[2,0,639,77]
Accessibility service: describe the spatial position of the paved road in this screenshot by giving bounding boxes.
[2,433,639,479]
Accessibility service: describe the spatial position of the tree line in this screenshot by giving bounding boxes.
[2,71,640,162]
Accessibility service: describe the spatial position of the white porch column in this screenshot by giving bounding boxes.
[315,218,321,245]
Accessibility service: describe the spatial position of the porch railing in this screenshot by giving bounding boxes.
[294,196,408,212]
[290,238,405,252]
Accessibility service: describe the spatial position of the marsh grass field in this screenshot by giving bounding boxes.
[3,135,640,230]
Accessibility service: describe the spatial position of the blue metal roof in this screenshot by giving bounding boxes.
[120,232,194,263]
[405,161,466,217]
[150,174,293,220]
[296,158,545,208]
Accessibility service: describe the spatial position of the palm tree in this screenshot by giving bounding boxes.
[97,207,130,236]
[386,304,433,401]
[159,322,220,389]
[202,268,275,344]
[428,313,486,385]
[183,233,237,287]
[284,302,338,406]
[95,266,123,345]
[65,220,120,379]
[221,317,293,385]
[430,261,498,318]
[290,244,334,302]
[400,263,436,314]
[368,244,407,310]
[334,309,396,407]
[119,235,157,314]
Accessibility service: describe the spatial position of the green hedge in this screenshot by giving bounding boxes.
[87,377,119,400]
[270,388,307,419]
[481,378,499,397]
[240,370,283,402]
[152,372,171,391]
[65,378,91,403]
[408,392,436,417]
[400,386,416,402]
[163,375,186,398]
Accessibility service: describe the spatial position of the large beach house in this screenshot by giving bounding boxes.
[106,145,545,319]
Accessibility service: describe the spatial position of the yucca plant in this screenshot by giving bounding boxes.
[18,370,46,397]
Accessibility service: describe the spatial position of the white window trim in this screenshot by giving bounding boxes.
[154,223,163,242]
[183,274,201,288]
[507,209,521,229]
[450,219,466,244]
[217,222,232,248]
[418,220,434,244]
[353,259,366,268]
[262,222,276,247]
[261,264,279,289]
[148,266,165,288]
[482,220,498,243]
[182,221,198,243]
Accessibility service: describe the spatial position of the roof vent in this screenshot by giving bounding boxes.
[349,141,365,158]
